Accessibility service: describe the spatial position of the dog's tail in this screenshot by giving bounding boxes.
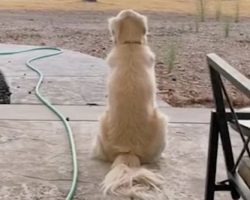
[102,153,164,199]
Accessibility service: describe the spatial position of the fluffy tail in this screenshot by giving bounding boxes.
[101,153,165,199]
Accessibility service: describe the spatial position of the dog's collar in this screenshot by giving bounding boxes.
[123,41,142,45]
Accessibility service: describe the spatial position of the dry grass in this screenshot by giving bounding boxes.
[0,0,250,17]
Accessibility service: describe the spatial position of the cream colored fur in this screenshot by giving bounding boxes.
[92,9,168,199]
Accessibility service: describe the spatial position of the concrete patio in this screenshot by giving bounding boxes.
[0,44,241,200]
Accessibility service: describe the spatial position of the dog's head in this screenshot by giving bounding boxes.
[108,10,148,45]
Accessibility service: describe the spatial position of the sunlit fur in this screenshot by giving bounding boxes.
[92,9,168,200]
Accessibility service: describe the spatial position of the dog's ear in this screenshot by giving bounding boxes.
[108,17,118,36]
[108,17,121,44]
[141,15,148,35]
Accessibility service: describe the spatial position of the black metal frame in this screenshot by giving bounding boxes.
[205,53,250,200]
[0,70,11,104]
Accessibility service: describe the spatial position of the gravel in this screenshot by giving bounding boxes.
[0,10,249,107]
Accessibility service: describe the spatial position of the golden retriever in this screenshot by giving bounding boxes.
[92,9,168,199]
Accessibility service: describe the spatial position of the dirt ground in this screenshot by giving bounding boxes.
[0,10,249,107]
[1,0,250,16]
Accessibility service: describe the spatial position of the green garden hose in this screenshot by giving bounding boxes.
[0,47,78,200]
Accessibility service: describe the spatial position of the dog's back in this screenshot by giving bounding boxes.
[105,43,165,161]
[107,44,156,118]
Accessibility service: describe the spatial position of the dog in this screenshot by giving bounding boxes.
[92,9,168,199]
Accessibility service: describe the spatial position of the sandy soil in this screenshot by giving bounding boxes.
[0,10,249,107]
[1,0,250,17]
